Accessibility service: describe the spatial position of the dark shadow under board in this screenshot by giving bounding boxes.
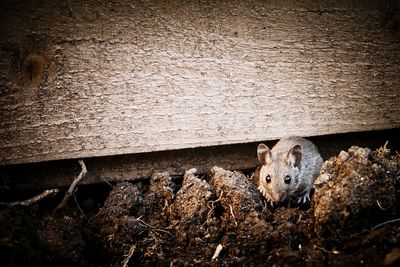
[0,128,399,198]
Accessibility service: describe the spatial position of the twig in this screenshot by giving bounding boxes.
[53,160,87,216]
[371,218,400,231]
[121,243,136,267]
[0,189,59,207]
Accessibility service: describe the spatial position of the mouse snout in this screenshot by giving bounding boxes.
[272,191,284,202]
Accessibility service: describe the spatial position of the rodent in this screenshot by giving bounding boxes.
[256,136,323,204]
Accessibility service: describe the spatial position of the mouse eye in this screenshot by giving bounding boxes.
[284,175,291,184]
[266,175,271,183]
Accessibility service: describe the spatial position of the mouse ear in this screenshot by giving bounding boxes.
[257,143,272,165]
[287,145,302,167]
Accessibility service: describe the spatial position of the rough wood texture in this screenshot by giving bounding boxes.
[1,0,400,165]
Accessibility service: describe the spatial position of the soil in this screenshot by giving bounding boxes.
[1,145,400,266]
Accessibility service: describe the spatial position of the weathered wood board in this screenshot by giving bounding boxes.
[1,0,400,165]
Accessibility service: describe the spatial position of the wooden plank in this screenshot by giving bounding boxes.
[1,128,399,196]
[0,142,260,195]
[1,0,400,165]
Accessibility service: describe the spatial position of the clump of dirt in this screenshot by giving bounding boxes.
[138,172,176,221]
[1,145,400,266]
[87,173,179,266]
[313,146,398,237]
[208,166,272,264]
[166,168,219,265]
[169,168,217,245]
[90,182,146,262]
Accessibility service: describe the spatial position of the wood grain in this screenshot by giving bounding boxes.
[1,0,400,165]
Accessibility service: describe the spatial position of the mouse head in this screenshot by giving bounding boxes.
[257,143,302,202]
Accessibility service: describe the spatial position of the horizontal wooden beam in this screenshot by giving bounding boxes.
[1,0,400,165]
[1,129,399,197]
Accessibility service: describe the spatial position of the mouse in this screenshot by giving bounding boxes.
[256,136,323,205]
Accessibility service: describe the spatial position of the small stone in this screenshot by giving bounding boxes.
[314,173,330,185]
[338,150,350,162]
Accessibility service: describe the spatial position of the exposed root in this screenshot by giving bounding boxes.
[296,213,303,224]
[100,176,114,187]
[136,216,173,236]
[121,243,136,267]
[229,204,238,226]
[261,200,269,215]
[0,188,59,207]
[53,160,87,216]
[376,141,390,156]
[371,218,400,231]
[205,190,223,226]
[313,245,341,255]
[73,193,87,220]
[376,200,388,211]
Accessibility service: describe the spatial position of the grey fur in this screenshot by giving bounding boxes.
[257,136,323,203]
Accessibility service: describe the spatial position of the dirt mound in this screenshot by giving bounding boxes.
[313,146,398,237]
[1,145,400,266]
[169,168,217,246]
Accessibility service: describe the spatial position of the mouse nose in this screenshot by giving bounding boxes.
[272,192,284,202]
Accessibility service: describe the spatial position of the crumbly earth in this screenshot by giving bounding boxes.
[313,146,398,237]
[0,146,400,266]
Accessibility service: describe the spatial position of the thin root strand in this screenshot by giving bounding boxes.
[53,159,87,216]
